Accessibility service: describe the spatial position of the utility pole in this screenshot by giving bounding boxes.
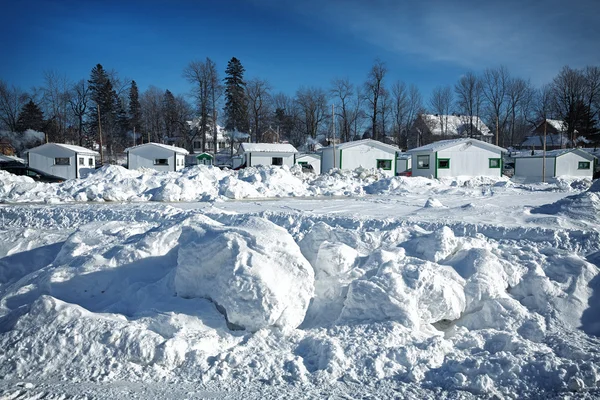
[496,114,499,146]
[542,119,547,183]
[133,126,136,147]
[97,104,104,165]
[332,104,336,168]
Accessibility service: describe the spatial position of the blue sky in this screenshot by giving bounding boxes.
[1,0,599,101]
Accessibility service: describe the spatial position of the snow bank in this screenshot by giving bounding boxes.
[531,178,600,222]
[175,216,314,331]
[1,193,600,397]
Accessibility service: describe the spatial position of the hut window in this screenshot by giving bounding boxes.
[376,159,392,170]
[489,158,501,168]
[154,158,169,165]
[55,157,70,165]
[272,157,283,166]
[578,161,590,170]
[89,158,94,166]
[417,155,430,169]
[437,158,450,169]
[79,157,84,165]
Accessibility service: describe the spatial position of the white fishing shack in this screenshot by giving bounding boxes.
[125,143,188,172]
[25,143,99,179]
[513,148,596,181]
[320,139,400,176]
[407,138,506,178]
[237,143,298,168]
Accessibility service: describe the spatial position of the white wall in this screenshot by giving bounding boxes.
[514,157,555,180]
[28,145,97,180]
[320,148,337,173]
[297,154,321,173]
[128,146,182,171]
[410,151,435,178]
[396,157,411,174]
[437,145,502,178]
[247,152,295,167]
[340,145,397,177]
[75,154,96,178]
[556,152,593,178]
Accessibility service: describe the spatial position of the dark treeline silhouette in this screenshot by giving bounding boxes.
[1,61,599,159]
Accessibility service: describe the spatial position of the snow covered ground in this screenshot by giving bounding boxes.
[0,165,599,399]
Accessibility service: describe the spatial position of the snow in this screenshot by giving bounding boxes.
[124,142,189,154]
[239,142,298,153]
[407,137,506,153]
[0,166,599,398]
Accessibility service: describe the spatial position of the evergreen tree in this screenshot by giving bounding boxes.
[163,89,178,140]
[128,80,142,141]
[223,57,248,154]
[15,100,45,133]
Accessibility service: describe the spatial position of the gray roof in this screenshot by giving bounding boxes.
[321,139,400,153]
[408,138,506,153]
[512,148,596,160]
[125,142,189,155]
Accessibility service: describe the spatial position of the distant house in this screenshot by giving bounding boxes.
[320,139,400,177]
[296,153,321,173]
[512,148,596,181]
[125,143,189,171]
[237,143,298,168]
[407,138,506,178]
[520,119,572,150]
[261,127,280,143]
[0,139,15,156]
[187,121,228,153]
[408,114,492,149]
[25,143,99,180]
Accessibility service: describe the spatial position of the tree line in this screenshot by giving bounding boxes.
[1,58,598,160]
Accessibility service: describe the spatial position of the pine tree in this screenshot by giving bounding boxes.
[16,100,45,133]
[128,80,141,142]
[88,64,121,158]
[163,89,178,141]
[223,57,248,154]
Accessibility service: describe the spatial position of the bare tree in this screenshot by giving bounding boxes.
[551,65,586,145]
[140,86,165,143]
[506,77,531,147]
[68,79,90,146]
[407,84,424,148]
[391,81,408,147]
[208,59,222,156]
[364,59,387,140]
[0,80,27,132]
[184,59,214,152]
[330,78,354,142]
[378,88,392,139]
[454,72,483,137]
[246,78,272,142]
[482,66,510,145]
[428,85,453,137]
[295,86,329,141]
[41,70,71,142]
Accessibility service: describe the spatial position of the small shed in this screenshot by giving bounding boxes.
[407,138,506,178]
[320,139,400,176]
[296,153,321,173]
[195,152,214,166]
[513,148,596,181]
[125,143,188,171]
[237,143,298,168]
[25,143,99,179]
[396,153,412,175]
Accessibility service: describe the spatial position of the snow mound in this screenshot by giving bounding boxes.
[531,179,600,222]
[401,226,459,263]
[175,216,315,331]
[338,248,466,330]
[424,197,444,208]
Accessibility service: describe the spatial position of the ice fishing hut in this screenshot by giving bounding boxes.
[296,153,321,173]
[320,139,400,176]
[25,143,99,179]
[125,143,189,171]
[407,138,506,178]
[512,148,596,181]
[237,143,298,168]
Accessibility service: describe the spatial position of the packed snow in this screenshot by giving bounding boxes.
[0,165,599,399]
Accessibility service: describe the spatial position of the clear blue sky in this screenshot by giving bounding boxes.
[1,0,599,100]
